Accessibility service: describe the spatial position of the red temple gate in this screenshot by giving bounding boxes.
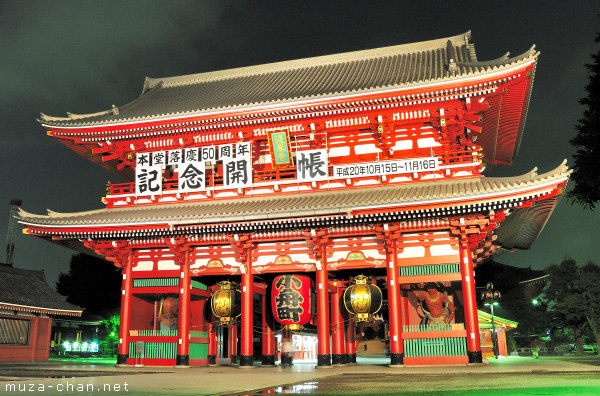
[18,32,569,367]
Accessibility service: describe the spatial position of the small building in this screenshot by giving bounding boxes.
[478,310,518,358]
[0,263,82,361]
[50,311,103,357]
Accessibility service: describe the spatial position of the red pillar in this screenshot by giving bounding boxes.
[29,317,39,361]
[240,265,254,367]
[280,327,293,366]
[229,324,238,365]
[207,318,217,365]
[316,259,331,366]
[386,239,404,365]
[330,287,346,364]
[177,250,191,366]
[459,240,483,363]
[117,252,133,366]
[344,311,356,363]
[261,293,275,365]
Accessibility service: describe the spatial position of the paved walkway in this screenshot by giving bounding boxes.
[1,356,599,395]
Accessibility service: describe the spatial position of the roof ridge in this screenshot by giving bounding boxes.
[144,32,472,91]
[456,45,539,68]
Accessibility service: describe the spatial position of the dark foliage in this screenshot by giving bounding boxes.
[56,253,121,317]
[544,259,600,354]
[475,260,549,335]
[569,29,600,209]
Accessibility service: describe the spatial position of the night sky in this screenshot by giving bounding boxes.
[1,1,599,287]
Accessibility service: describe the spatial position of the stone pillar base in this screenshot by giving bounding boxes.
[116,354,128,366]
[317,354,331,366]
[262,355,276,365]
[468,351,483,364]
[280,354,293,367]
[390,353,404,365]
[239,355,254,367]
[176,354,189,367]
[345,354,357,364]
[332,354,345,365]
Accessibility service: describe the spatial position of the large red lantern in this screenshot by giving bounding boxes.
[271,274,313,330]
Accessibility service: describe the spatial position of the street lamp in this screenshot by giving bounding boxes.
[481,282,501,359]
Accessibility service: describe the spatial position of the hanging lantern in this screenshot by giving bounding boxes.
[343,275,382,322]
[271,274,313,330]
[211,281,241,325]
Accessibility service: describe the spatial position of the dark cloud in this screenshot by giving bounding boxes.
[1,1,599,286]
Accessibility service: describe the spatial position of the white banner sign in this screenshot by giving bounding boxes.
[333,157,439,179]
[134,143,254,196]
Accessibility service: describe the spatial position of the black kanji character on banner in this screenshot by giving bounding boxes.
[236,142,250,157]
[185,148,199,162]
[137,153,150,166]
[225,159,249,186]
[179,163,204,191]
[297,150,327,180]
[219,145,232,160]
[152,152,166,166]
[169,150,182,164]
[137,168,161,194]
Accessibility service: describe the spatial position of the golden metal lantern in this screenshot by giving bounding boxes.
[211,281,241,325]
[343,275,382,322]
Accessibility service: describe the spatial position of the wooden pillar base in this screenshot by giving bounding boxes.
[317,354,331,366]
[390,353,404,365]
[468,351,483,363]
[345,353,356,364]
[208,355,217,365]
[261,355,275,365]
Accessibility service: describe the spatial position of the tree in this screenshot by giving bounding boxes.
[56,253,122,317]
[569,30,600,209]
[544,258,600,355]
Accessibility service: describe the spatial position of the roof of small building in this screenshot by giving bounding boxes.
[39,31,537,127]
[0,264,82,316]
[478,309,518,329]
[18,162,570,251]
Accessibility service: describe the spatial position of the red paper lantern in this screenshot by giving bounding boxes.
[271,274,313,330]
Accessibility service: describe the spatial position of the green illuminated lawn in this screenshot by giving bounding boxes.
[49,357,117,365]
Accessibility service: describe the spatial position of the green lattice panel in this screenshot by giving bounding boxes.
[403,337,467,357]
[189,342,208,359]
[190,331,208,338]
[129,342,177,359]
[191,280,208,290]
[403,324,453,332]
[136,329,178,336]
[132,278,179,287]
[399,263,460,277]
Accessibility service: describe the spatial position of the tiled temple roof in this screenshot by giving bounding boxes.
[0,264,82,316]
[18,162,569,233]
[39,32,537,127]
